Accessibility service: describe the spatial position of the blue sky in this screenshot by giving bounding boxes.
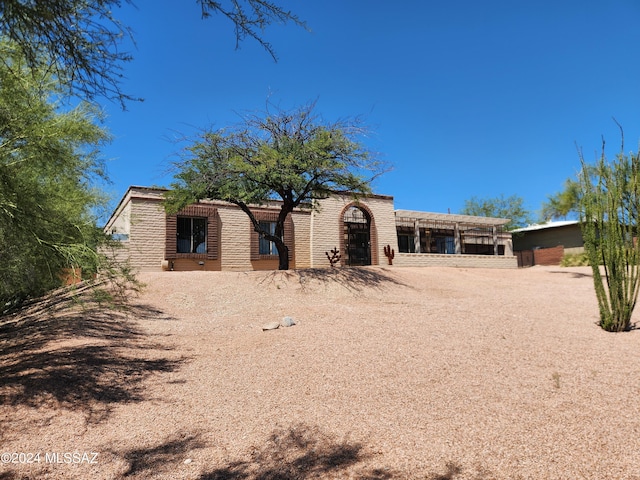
[100,0,640,220]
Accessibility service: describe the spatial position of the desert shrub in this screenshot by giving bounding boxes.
[560,252,590,267]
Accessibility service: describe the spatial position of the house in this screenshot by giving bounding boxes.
[512,220,583,252]
[103,186,518,271]
[511,220,583,266]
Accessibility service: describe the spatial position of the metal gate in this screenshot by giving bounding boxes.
[346,223,371,266]
[343,206,371,266]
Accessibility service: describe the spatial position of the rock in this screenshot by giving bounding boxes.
[262,321,280,331]
[281,316,296,327]
[184,458,192,465]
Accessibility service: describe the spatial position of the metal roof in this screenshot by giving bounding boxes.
[511,220,579,233]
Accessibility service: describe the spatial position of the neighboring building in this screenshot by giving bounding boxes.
[511,220,583,267]
[512,221,583,253]
[104,186,517,271]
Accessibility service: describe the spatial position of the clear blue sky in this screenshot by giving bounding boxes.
[100,0,640,220]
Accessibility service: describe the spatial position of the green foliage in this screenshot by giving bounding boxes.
[167,102,386,270]
[0,0,135,105]
[560,252,590,267]
[0,41,112,308]
[541,178,582,221]
[579,144,640,332]
[0,0,305,105]
[540,164,606,222]
[460,194,532,230]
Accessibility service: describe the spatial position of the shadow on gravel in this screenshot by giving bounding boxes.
[112,424,493,480]
[259,266,411,294]
[198,423,397,480]
[547,269,593,279]
[120,432,207,477]
[0,288,186,423]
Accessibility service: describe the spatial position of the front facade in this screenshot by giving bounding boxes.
[104,186,517,271]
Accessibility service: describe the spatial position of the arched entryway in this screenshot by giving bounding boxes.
[342,205,372,266]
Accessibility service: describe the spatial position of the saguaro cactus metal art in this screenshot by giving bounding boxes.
[384,244,395,265]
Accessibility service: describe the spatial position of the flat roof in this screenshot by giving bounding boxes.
[395,209,511,226]
[511,220,579,233]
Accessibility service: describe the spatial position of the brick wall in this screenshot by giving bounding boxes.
[533,245,564,266]
[515,245,565,267]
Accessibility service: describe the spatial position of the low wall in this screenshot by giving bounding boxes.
[393,253,518,269]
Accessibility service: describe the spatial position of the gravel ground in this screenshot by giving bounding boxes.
[1,265,640,479]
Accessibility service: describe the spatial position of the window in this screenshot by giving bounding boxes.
[434,236,456,254]
[250,211,294,262]
[258,221,278,255]
[177,217,206,253]
[397,226,415,253]
[398,234,415,253]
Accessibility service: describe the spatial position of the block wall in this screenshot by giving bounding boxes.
[393,253,518,269]
[106,201,131,236]
[293,210,312,268]
[310,195,398,268]
[161,203,311,272]
[128,197,167,271]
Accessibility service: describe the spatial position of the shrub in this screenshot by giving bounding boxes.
[560,252,590,267]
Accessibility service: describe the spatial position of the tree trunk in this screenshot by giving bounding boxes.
[276,239,289,270]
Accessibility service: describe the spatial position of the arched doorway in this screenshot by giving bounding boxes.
[343,206,371,266]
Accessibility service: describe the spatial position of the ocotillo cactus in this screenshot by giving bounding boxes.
[325,247,341,267]
[384,244,395,265]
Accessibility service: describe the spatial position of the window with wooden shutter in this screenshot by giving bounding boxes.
[166,205,218,260]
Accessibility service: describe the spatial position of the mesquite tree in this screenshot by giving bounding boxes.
[579,141,640,331]
[460,194,532,230]
[166,102,385,270]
